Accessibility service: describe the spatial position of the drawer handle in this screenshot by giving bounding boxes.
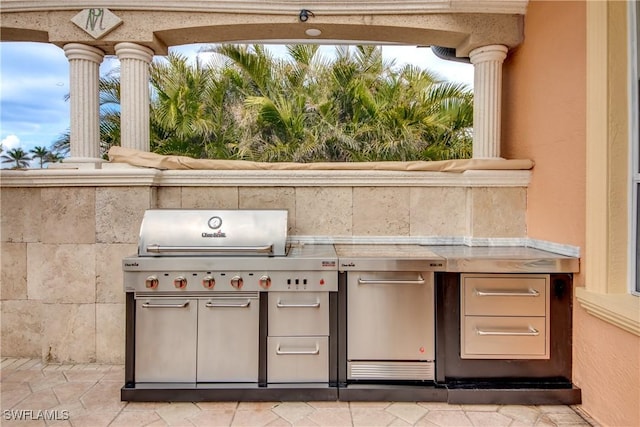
[276,299,320,308]
[476,326,540,337]
[276,344,320,355]
[141,301,189,308]
[474,288,540,297]
[358,276,424,285]
[205,300,251,308]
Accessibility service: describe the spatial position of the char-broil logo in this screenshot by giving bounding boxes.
[202,215,227,238]
[202,230,227,238]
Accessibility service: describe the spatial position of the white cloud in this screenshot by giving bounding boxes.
[1,134,21,150]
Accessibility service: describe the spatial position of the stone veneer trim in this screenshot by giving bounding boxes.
[0,168,531,188]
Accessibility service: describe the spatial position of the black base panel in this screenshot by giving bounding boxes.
[339,384,448,402]
[121,383,581,405]
[447,387,582,405]
[121,385,338,402]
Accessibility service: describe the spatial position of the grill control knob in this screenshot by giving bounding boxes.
[202,275,215,289]
[230,276,243,289]
[259,275,272,289]
[145,275,159,289]
[173,276,187,289]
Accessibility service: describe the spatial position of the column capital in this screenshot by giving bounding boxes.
[63,43,105,64]
[469,44,508,64]
[115,42,154,63]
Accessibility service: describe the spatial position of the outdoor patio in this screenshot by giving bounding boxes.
[0,358,596,427]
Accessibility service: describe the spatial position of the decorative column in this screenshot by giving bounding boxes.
[115,42,154,152]
[469,45,508,159]
[63,43,105,166]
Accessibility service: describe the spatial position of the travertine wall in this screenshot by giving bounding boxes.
[0,183,526,363]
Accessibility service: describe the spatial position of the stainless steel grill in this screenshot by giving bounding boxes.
[122,209,338,393]
[124,209,338,294]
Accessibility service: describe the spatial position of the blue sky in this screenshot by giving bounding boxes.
[0,42,473,166]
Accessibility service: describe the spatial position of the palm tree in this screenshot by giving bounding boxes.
[63,43,473,163]
[45,150,64,165]
[150,53,223,158]
[29,146,51,168]
[1,148,31,169]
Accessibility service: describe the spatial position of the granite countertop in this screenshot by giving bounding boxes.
[427,245,579,273]
[333,244,579,273]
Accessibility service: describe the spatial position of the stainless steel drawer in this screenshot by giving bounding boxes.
[267,336,329,382]
[461,316,548,359]
[462,274,548,317]
[268,292,329,336]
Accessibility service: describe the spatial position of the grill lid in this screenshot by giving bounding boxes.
[137,209,288,257]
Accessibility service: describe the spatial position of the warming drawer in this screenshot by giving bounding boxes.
[462,316,547,358]
[267,337,329,382]
[268,292,329,336]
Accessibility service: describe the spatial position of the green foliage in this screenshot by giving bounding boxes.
[57,44,474,162]
[1,148,31,169]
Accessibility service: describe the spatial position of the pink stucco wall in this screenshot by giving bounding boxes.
[503,2,640,426]
[502,0,586,251]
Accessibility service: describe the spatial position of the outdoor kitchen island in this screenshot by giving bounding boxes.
[337,245,580,405]
[121,210,580,405]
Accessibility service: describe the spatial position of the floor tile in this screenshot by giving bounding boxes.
[1,381,32,408]
[0,359,597,427]
[465,410,513,426]
[230,409,279,426]
[417,402,462,411]
[306,407,352,427]
[195,401,238,411]
[188,409,236,427]
[79,381,126,413]
[272,402,315,423]
[51,381,96,405]
[67,411,120,427]
[498,405,541,424]
[385,402,428,424]
[421,410,473,427]
[110,410,162,427]
[351,407,398,426]
[155,402,202,426]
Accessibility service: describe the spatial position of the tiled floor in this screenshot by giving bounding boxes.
[1,358,596,427]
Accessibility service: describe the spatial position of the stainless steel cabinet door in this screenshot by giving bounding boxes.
[197,296,259,382]
[135,298,197,382]
[347,272,434,360]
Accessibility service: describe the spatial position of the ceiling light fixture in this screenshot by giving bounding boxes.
[305,28,322,37]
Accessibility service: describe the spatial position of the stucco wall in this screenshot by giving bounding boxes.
[0,182,527,364]
[502,1,640,426]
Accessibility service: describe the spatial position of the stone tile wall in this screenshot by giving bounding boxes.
[1,184,526,363]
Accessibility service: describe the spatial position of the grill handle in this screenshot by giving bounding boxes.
[476,327,540,337]
[141,301,189,308]
[276,345,320,355]
[145,244,273,254]
[276,299,320,308]
[474,288,540,297]
[358,276,425,285]
[205,300,251,308]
